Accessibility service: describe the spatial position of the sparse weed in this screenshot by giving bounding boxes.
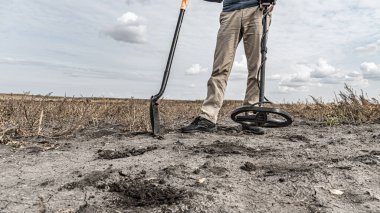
[325,115,340,126]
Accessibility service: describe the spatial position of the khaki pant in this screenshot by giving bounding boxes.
[200,6,270,123]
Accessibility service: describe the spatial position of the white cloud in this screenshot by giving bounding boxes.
[278,71,315,93]
[125,0,150,5]
[278,85,310,93]
[267,74,282,81]
[277,59,369,93]
[360,62,380,80]
[310,59,337,78]
[355,40,380,54]
[0,57,149,81]
[230,55,248,80]
[232,55,248,73]
[185,64,208,75]
[105,12,147,44]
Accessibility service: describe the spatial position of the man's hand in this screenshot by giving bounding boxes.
[260,4,274,12]
[268,4,274,12]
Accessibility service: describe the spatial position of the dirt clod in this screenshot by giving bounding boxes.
[97,146,158,160]
[107,178,191,207]
[192,140,274,157]
[343,191,379,204]
[351,155,378,165]
[25,146,44,154]
[287,134,311,143]
[240,162,256,172]
[261,163,317,178]
[61,169,114,190]
[193,169,201,174]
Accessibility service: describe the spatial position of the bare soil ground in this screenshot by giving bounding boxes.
[1,118,379,213]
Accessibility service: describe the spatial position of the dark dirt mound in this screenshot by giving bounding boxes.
[80,124,127,139]
[162,162,230,177]
[215,125,242,134]
[91,129,117,139]
[60,168,193,210]
[260,163,319,178]
[191,140,275,157]
[285,134,312,143]
[350,154,379,165]
[215,125,275,135]
[24,146,44,154]
[342,191,379,204]
[161,164,191,179]
[200,161,229,176]
[61,168,114,190]
[97,146,158,160]
[107,177,192,207]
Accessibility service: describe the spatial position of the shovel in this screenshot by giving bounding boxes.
[150,0,190,136]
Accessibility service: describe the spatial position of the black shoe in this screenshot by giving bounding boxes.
[181,117,216,133]
[242,125,265,135]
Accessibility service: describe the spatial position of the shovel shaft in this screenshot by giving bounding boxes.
[152,9,186,102]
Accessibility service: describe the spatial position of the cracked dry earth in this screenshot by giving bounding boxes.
[0,120,379,213]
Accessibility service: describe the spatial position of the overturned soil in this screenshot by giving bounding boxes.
[0,119,379,212]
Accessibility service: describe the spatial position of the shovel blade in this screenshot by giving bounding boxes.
[150,99,160,136]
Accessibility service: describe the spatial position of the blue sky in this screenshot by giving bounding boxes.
[1,0,380,102]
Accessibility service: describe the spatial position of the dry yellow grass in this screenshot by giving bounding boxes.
[0,85,379,140]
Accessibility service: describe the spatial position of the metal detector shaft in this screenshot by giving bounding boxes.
[259,7,269,106]
[150,0,189,136]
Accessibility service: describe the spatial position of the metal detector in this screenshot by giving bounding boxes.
[231,0,293,128]
[150,0,190,136]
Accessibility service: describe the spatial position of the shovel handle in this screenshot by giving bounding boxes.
[181,0,189,10]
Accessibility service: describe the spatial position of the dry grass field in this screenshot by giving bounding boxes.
[0,85,379,212]
[1,85,379,140]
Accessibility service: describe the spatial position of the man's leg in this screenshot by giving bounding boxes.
[199,11,243,123]
[238,6,271,135]
[241,6,267,106]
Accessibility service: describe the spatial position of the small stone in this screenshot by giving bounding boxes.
[201,162,210,169]
[329,189,344,195]
[240,162,256,172]
[197,178,207,184]
[193,169,201,174]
